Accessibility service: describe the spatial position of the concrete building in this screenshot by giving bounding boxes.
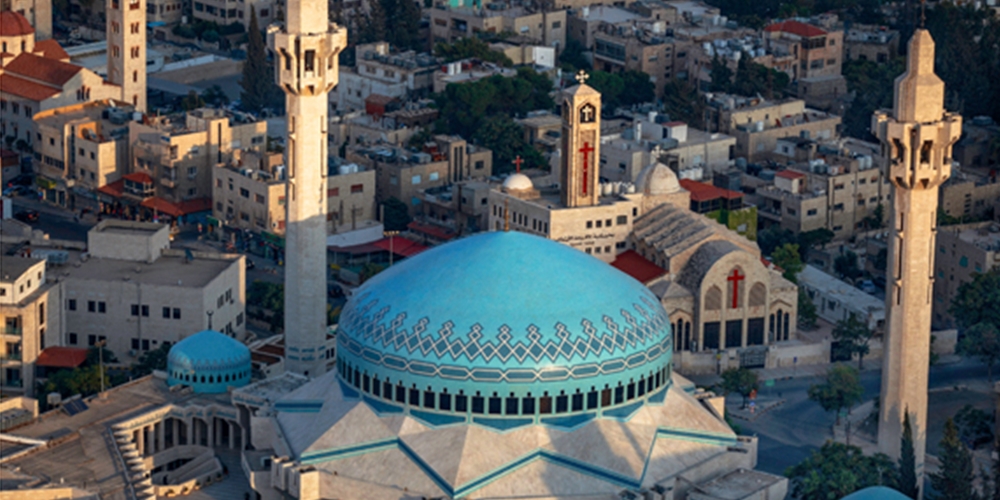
[129,108,268,204]
[763,20,846,109]
[0,256,61,396]
[32,100,133,210]
[145,0,184,25]
[932,222,1000,329]
[952,116,1000,169]
[432,58,518,93]
[706,95,841,162]
[335,42,439,113]
[591,23,689,98]
[1,0,50,40]
[212,150,286,234]
[326,162,378,235]
[193,0,277,25]
[844,24,899,64]
[105,0,146,111]
[429,5,566,51]
[873,29,962,492]
[566,5,641,53]
[798,264,885,331]
[55,221,245,363]
[268,0,346,376]
[938,167,1000,222]
[347,135,492,216]
[415,179,493,235]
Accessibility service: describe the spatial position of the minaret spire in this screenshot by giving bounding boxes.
[269,0,347,377]
[873,28,962,498]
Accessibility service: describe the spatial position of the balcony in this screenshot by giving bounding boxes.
[2,327,22,336]
[161,176,178,188]
[0,352,22,361]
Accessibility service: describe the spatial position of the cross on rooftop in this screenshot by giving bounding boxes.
[575,70,589,85]
[512,155,524,173]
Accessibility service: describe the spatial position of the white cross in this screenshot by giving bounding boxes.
[580,106,594,122]
[575,70,589,84]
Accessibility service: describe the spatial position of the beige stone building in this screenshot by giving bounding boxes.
[428,5,566,50]
[1,0,51,40]
[212,151,286,234]
[0,256,61,395]
[326,164,378,234]
[32,100,133,209]
[415,179,493,235]
[763,20,846,109]
[932,222,1000,329]
[335,42,439,113]
[105,0,146,111]
[706,95,841,162]
[844,25,899,64]
[192,0,277,25]
[938,169,1000,222]
[591,25,690,98]
[130,109,268,204]
[59,221,246,362]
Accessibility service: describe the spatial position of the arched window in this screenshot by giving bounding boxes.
[705,285,722,310]
[783,312,791,341]
[749,282,766,307]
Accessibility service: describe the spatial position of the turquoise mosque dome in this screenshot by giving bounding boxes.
[336,231,672,424]
[167,330,252,394]
[840,487,912,500]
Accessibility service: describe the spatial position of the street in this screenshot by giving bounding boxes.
[9,195,96,241]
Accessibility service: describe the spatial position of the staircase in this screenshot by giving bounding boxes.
[112,426,155,500]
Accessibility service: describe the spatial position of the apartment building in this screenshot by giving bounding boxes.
[429,5,566,50]
[762,19,846,108]
[933,222,1000,328]
[59,220,245,361]
[327,162,378,234]
[432,59,518,93]
[600,114,735,182]
[145,0,184,25]
[192,0,277,25]
[347,136,492,215]
[212,150,286,234]
[843,24,899,64]
[32,100,132,209]
[591,22,690,97]
[0,256,61,396]
[413,179,492,235]
[335,42,440,113]
[939,168,1000,222]
[705,95,841,162]
[130,108,267,204]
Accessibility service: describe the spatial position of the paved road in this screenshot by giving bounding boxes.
[9,195,96,241]
[742,359,991,476]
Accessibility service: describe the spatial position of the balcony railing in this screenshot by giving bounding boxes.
[0,352,22,361]
[2,327,22,336]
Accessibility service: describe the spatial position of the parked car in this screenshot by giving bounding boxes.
[858,280,877,294]
[7,174,33,187]
[2,185,32,197]
[14,209,39,223]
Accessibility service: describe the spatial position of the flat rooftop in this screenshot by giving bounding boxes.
[576,5,639,24]
[92,220,163,234]
[55,249,237,288]
[799,265,883,312]
[0,256,43,282]
[692,468,785,499]
[953,223,1000,252]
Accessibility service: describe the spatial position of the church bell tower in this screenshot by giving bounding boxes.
[560,71,601,208]
[106,0,146,111]
[872,29,961,494]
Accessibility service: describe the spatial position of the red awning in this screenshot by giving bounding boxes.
[407,221,456,241]
[371,236,428,257]
[35,346,88,368]
[679,179,743,203]
[141,197,213,217]
[611,250,667,284]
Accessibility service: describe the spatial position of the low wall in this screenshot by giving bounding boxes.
[153,457,224,497]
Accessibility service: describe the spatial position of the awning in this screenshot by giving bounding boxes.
[36,177,58,190]
[371,236,428,257]
[406,221,456,242]
[611,250,667,284]
[35,346,88,368]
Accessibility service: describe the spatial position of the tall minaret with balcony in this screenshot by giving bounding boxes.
[268,0,346,376]
[872,29,961,494]
[106,0,146,111]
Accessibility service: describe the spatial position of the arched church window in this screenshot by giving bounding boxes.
[775,309,783,339]
[684,321,692,351]
[783,312,791,340]
[705,286,722,310]
[749,282,766,307]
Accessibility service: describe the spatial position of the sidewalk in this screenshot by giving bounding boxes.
[685,355,963,388]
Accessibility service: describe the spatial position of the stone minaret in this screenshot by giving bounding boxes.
[873,29,961,492]
[268,0,346,376]
[560,71,601,208]
[106,0,146,111]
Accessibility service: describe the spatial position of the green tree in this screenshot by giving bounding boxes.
[476,115,544,175]
[834,250,863,282]
[239,7,272,114]
[661,80,706,128]
[383,0,423,52]
[708,54,734,92]
[558,39,591,72]
[620,71,656,106]
[718,367,759,409]
[808,365,864,426]
[434,37,513,66]
[954,404,995,449]
[841,57,905,140]
[39,365,109,400]
[798,288,818,330]
[585,71,624,110]
[864,203,886,230]
[181,91,205,111]
[382,197,411,231]
[797,228,834,259]
[785,442,898,500]
[201,85,230,107]
[929,418,977,500]
[832,314,874,370]
[86,345,118,366]
[898,411,919,499]
[757,226,796,257]
[357,0,387,44]
[133,344,170,377]
[772,243,804,283]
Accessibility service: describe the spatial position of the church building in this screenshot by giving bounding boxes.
[489,72,799,374]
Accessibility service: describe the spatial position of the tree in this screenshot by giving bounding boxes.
[797,228,834,259]
[86,345,118,366]
[958,322,1000,382]
[709,54,734,92]
[785,442,898,500]
[798,288,818,330]
[356,0,387,44]
[832,314,875,370]
[772,243,804,283]
[808,365,864,426]
[39,365,109,400]
[834,250,863,282]
[929,418,977,500]
[718,367,758,409]
[239,7,271,114]
[620,71,656,106]
[898,411,920,499]
[384,0,423,52]
[864,203,886,230]
[954,404,995,449]
[558,39,591,72]
[434,37,513,67]
[950,268,1000,333]
[181,91,205,111]
[992,442,1000,500]
[757,226,796,257]
[661,80,706,128]
[133,344,170,377]
[201,85,230,107]
[585,71,625,110]
[382,197,411,232]
[476,115,544,175]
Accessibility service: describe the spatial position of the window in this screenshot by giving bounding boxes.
[429,172,439,181]
[552,21,561,28]
[475,161,484,170]
[787,208,797,216]
[959,256,968,268]
[131,304,140,316]
[350,184,363,194]
[88,300,96,312]
[240,188,250,198]
[617,215,627,225]
[806,208,818,216]
[255,194,265,204]
[411,175,421,185]
[163,307,171,318]
[328,187,339,197]
[173,308,181,319]
[99,302,106,313]
[88,335,97,346]
[586,221,593,229]
[69,333,78,344]
[68,299,77,311]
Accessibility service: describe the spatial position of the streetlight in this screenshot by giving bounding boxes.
[384,230,400,267]
[96,339,106,395]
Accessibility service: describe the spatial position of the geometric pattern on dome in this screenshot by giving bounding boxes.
[341,293,668,367]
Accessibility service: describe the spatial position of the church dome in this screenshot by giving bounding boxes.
[636,162,681,196]
[502,173,534,192]
[0,11,34,37]
[336,231,672,423]
[167,330,252,394]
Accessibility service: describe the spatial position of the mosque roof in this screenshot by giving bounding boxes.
[337,231,670,396]
[0,11,34,36]
[840,487,912,500]
[167,329,251,371]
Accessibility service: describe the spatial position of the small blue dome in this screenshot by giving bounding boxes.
[337,231,672,423]
[841,487,912,500]
[167,330,252,393]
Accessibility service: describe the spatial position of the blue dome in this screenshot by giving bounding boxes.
[841,487,912,500]
[337,231,672,423]
[167,330,252,394]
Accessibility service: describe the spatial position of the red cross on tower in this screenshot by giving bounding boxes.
[512,155,524,173]
[579,141,594,195]
[727,268,745,309]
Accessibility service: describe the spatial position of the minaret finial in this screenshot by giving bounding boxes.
[575,70,589,85]
[920,0,926,28]
[207,310,214,330]
[503,197,510,232]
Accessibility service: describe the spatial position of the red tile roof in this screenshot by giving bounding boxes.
[140,197,213,217]
[97,179,125,198]
[36,346,88,368]
[679,179,743,202]
[0,11,34,36]
[371,236,428,258]
[775,170,805,180]
[0,73,61,101]
[33,39,70,61]
[611,250,667,284]
[407,221,456,241]
[4,53,82,87]
[176,197,213,214]
[123,172,154,183]
[764,20,827,38]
